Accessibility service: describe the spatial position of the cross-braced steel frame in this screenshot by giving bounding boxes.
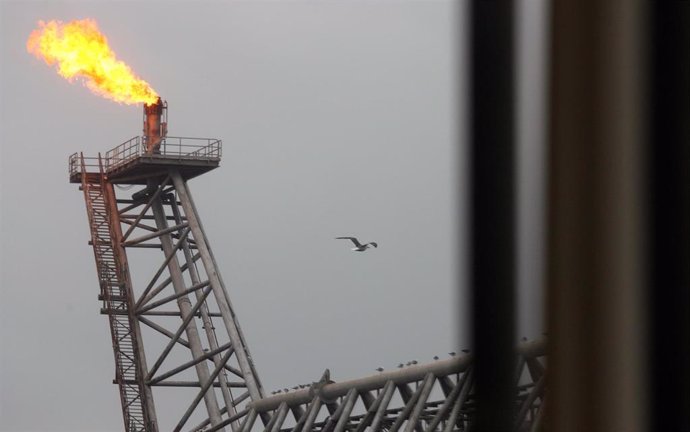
[71,138,546,432]
[72,141,267,432]
[243,338,545,432]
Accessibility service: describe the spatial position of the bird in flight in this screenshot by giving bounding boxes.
[336,237,378,252]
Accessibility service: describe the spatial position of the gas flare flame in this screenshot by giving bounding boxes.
[27,19,158,105]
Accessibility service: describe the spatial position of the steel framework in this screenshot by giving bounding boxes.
[70,113,545,432]
[243,338,545,432]
[71,134,265,432]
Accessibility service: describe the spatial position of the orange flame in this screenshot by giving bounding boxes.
[27,19,158,105]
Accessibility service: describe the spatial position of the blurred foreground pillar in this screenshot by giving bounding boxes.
[546,2,647,431]
[469,1,515,431]
[647,3,690,431]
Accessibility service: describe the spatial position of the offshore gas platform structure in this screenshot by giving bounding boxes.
[69,100,545,432]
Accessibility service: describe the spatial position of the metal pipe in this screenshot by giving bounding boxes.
[122,222,187,246]
[368,380,396,432]
[263,402,287,432]
[120,175,170,242]
[299,396,322,432]
[403,374,436,432]
[140,252,202,306]
[123,380,241,388]
[115,243,163,249]
[201,409,249,432]
[134,227,191,309]
[169,197,240,431]
[171,172,266,407]
[138,316,243,378]
[122,310,223,317]
[353,381,394,432]
[250,356,471,412]
[269,403,290,432]
[141,194,224,429]
[424,369,467,432]
[120,214,183,221]
[174,347,234,432]
[290,405,306,424]
[442,370,473,432]
[144,97,165,154]
[238,409,258,432]
[145,285,213,379]
[119,218,158,233]
[388,375,432,432]
[514,375,545,429]
[290,402,310,432]
[333,388,358,432]
[154,381,242,388]
[148,342,232,385]
[138,280,209,314]
[319,394,347,432]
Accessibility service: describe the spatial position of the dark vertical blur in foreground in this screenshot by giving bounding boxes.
[647,3,690,431]
[469,1,515,431]
[467,1,689,431]
[546,2,647,431]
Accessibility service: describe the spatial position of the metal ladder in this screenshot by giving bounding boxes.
[81,154,148,431]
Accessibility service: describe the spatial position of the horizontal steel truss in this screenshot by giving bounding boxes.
[101,170,266,432]
[223,338,545,432]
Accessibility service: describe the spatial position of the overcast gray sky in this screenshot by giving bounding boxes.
[0,1,546,430]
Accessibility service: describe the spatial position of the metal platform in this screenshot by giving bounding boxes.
[69,135,221,185]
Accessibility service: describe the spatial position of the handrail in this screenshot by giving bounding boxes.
[69,152,100,177]
[69,136,222,177]
[105,136,222,171]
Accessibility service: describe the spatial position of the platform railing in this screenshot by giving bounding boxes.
[103,136,222,172]
[69,152,101,177]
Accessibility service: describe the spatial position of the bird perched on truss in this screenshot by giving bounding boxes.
[309,369,337,403]
[335,237,378,252]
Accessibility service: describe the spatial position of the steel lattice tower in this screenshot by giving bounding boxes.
[70,100,545,432]
[71,99,266,432]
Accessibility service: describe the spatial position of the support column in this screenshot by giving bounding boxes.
[168,196,240,432]
[170,171,265,406]
[149,181,224,429]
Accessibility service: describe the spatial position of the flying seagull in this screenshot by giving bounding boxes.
[336,237,378,252]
